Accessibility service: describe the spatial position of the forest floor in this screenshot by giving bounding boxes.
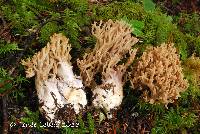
[1,0,200,134]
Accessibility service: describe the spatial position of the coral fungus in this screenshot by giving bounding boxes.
[130,43,188,105]
[21,33,87,121]
[78,20,138,114]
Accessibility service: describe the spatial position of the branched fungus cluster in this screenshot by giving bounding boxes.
[78,20,138,114]
[21,20,189,122]
[129,43,188,105]
[21,33,87,121]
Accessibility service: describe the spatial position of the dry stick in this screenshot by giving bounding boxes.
[2,96,8,134]
[0,87,16,97]
[1,31,37,134]
[2,33,36,134]
[1,33,37,134]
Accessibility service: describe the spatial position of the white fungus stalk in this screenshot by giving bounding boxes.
[38,78,67,121]
[57,61,87,114]
[92,71,123,112]
[57,61,83,88]
[21,33,87,121]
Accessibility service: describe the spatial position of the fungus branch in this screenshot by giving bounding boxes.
[21,33,71,89]
[78,19,138,87]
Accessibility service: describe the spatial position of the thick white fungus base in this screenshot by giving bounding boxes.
[92,73,123,113]
[37,62,87,121]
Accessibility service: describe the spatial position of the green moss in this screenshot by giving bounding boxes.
[0,68,13,94]
[1,0,51,35]
[136,100,166,115]
[152,107,197,134]
[39,22,59,43]
[143,11,175,44]
[0,40,21,55]
[177,13,200,36]
[20,107,44,131]
[61,113,95,134]
[92,1,145,21]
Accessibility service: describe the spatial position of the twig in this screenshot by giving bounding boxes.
[0,87,16,97]
[2,95,8,134]
[0,28,37,134]
[0,27,39,134]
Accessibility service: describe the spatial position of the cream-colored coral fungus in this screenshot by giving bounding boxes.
[21,33,87,121]
[78,20,138,115]
[130,43,188,105]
